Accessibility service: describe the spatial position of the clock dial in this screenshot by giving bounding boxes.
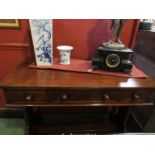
[105,54,121,68]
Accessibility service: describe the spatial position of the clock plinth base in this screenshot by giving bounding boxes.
[102,42,126,50]
[91,46,134,72]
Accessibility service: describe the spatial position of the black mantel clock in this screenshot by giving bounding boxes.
[92,19,134,73]
[92,46,134,72]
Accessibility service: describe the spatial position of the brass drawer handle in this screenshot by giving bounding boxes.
[25,95,32,101]
[133,94,140,100]
[62,94,67,100]
[104,94,110,101]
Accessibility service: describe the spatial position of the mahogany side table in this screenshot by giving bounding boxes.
[1,62,155,134]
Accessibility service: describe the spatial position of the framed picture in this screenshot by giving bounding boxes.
[0,19,20,28]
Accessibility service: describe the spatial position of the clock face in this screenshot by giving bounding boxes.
[105,54,121,68]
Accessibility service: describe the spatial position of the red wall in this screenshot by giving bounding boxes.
[53,19,137,60]
[0,19,139,107]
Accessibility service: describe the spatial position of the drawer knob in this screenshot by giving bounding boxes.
[133,94,140,100]
[62,94,67,100]
[25,95,32,101]
[104,94,110,101]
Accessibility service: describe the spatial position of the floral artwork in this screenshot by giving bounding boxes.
[60,50,70,64]
[29,19,52,66]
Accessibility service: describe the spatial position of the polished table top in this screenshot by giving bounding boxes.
[1,62,155,89]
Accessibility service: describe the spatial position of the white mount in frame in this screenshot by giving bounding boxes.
[29,19,53,66]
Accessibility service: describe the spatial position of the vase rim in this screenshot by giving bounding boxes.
[57,45,74,51]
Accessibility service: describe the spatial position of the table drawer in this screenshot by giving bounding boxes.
[5,90,47,104]
[50,89,102,102]
[104,89,155,104]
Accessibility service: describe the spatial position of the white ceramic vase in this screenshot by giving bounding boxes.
[57,45,74,65]
[29,19,53,66]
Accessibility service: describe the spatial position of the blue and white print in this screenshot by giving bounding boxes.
[60,50,71,65]
[29,19,53,66]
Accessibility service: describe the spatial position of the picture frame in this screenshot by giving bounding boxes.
[0,19,20,28]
